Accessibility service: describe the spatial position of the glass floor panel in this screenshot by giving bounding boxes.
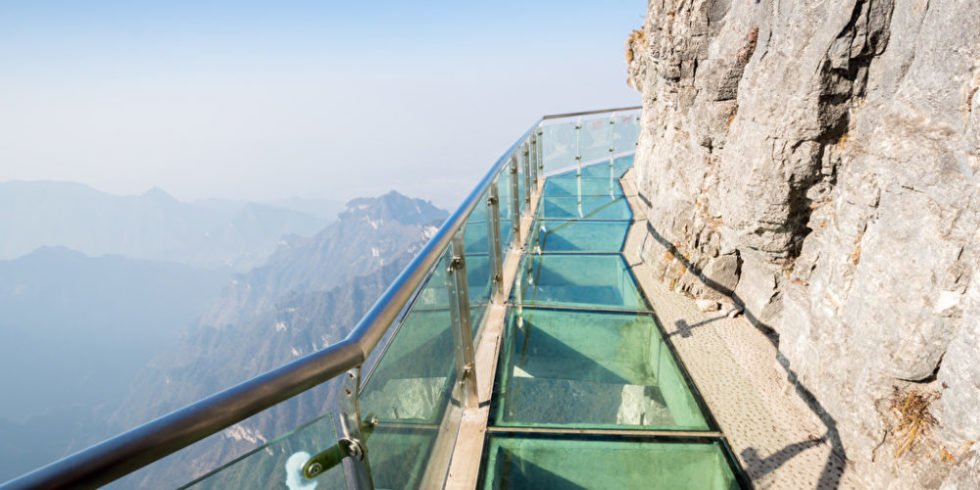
[491,309,709,430]
[551,156,635,180]
[537,196,632,221]
[584,155,635,178]
[513,254,647,310]
[480,435,740,490]
[530,220,630,253]
[541,177,624,197]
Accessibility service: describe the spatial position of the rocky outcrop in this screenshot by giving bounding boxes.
[626,0,979,487]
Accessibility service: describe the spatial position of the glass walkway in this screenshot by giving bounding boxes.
[0,108,747,490]
[480,157,743,489]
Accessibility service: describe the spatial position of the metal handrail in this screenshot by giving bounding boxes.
[0,106,638,489]
[541,105,640,120]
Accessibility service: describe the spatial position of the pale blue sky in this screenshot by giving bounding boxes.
[0,1,644,208]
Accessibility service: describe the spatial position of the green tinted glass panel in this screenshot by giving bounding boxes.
[180,414,346,490]
[491,309,708,430]
[514,254,647,310]
[368,427,440,489]
[530,220,630,253]
[481,435,739,489]
[613,113,641,151]
[542,177,623,197]
[516,152,528,215]
[463,188,493,332]
[497,175,515,249]
[359,249,459,488]
[467,254,492,334]
[540,121,577,174]
[464,190,490,254]
[537,196,631,221]
[579,116,614,163]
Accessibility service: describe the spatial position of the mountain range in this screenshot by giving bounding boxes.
[112,190,447,488]
[0,181,342,270]
[0,186,447,486]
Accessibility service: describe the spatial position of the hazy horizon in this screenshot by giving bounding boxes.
[0,1,644,210]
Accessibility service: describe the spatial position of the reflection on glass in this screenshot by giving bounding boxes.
[497,175,516,249]
[179,414,346,490]
[574,155,635,179]
[482,435,739,489]
[531,220,630,253]
[492,309,709,430]
[542,177,624,198]
[537,196,632,221]
[514,254,647,310]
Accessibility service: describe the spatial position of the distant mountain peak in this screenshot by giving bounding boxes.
[140,186,177,202]
[340,191,446,226]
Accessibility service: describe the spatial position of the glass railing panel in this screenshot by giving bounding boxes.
[540,121,578,174]
[358,247,460,489]
[542,176,624,198]
[579,116,613,163]
[180,414,346,490]
[490,309,709,430]
[537,195,632,221]
[463,190,490,255]
[512,254,647,310]
[516,149,528,215]
[613,112,641,152]
[496,175,515,249]
[531,220,630,253]
[466,253,492,335]
[480,435,740,489]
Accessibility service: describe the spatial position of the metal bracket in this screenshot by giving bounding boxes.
[302,416,377,480]
[304,368,375,489]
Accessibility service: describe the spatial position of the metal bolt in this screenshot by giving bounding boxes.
[307,462,323,477]
[344,439,364,460]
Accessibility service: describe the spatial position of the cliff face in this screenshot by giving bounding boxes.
[627,0,979,486]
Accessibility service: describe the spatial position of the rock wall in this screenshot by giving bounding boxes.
[626,0,979,487]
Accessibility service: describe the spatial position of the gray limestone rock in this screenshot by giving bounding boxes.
[626,0,980,486]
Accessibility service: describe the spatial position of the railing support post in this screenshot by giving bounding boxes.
[509,154,520,245]
[338,368,374,490]
[536,127,544,177]
[447,231,479,409]
[522,142,531,210]
[486,184,504,302]
[575,119,583,177]
[609,113,616,197]
[529,134,539,191]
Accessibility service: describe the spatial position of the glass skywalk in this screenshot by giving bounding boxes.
[3,108,748,490]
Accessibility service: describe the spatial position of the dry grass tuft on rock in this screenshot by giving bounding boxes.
[625,29,647,64]
[890,386,940,460]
